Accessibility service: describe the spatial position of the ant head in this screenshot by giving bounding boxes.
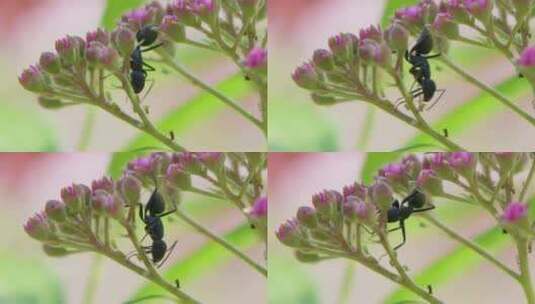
[137,25,159,46]
[411,27,433,55]
[406,189,427,208]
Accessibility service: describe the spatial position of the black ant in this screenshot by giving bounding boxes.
[129,187,178,267]
[399,28,445,111]
[387,189,435,250]
[130,25,162,94]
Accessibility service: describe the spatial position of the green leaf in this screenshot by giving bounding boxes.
[0,102,57,151]
[0,253,64,304]
[100,0,146,29]
[268,255,320,304]
[408,77,530,147]
[268,100,338,151]
[107,74,254,178]
[130,223,261,301]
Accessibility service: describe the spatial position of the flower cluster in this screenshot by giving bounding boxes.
[19,0,267,147]
[277,152,534,264]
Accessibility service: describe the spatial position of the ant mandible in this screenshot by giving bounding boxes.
[130,25,162,94]
[386,189,435,250]
[400,27,445,111]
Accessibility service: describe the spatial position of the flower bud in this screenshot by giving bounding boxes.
[39,52,61,74]
[424,152,457,180]
[342,183,367,201]
[372,42,392,67]
[174,152,205,175]
[420,0,438,24]
[129,155,157,176]
[19,65,49,93]
[502,201,528,224]
[91,176,114,193]
[312,190,342,215]
[237,0,259,18]
[24,212,52,241]
[296,206,318,228]
[196,152,224,170]
[402,154,422,179]
[448,152,477,179]
[112,26,136,57]
[276,218,302,247]
[379,163,408,190]
[244,47,267,70]
[328,33,353,63]
[385,22,409,52]
[160,14,186,42]
[359,25,382,42]
[119,175,142,204]
[42,244,71,257]
[464,0,492,23]
[416,169,443,196]
[311,93,338,106]
[105,194,125,219]
[86,28,110,46]
[358,39,377,62]
[166,163,192,189]
[294,250,322,263]
[312,49,335,71]
[512,0,532,19]
[395,5,424,26]
[38,97,64,110]
[168,0,200,27]
[248,196,267,219]
[494,152,518,174]
[61,184,84,212]
[445,0,473,24]
[517,46,535,82]
[192,0,218,21]
[125,8,153,28]
[370,181,394,211]
[98,47,120,70]
[55,36,78,66]
[292,62,321,90]
[45,200,67,222]
[433,12,459,39]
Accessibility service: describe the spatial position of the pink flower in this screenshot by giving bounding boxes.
[249,196,267,218]
[464,0,492,18]
[518,46,535,67]
[24,212,51,240]
[18,65,47,92]
[244,47,267,69]
[359,25,382,42]
[502,202,528,224]
[396,5,424,24]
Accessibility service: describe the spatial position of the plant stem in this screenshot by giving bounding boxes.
[356,106,376,150]
[82,254,103,304]
[421,214,519,279]
[158,52,265,134]
[77,106,96,150]
[336,263,356,304]
[186,187,225,200]
[174,208,267,276]
[439,56,535,127]
[516,240,535,304]
[520,157,535,202]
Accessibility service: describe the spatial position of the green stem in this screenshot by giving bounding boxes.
[516,240,535,304]
[174,208,267,277]
[186,187,225,200]
[82,254,103,304]
[77,106,96,150]
[520,157,535,202]
[336,263,356,304]
[439,56,535,127]
[356,106,376,150]
[421,214,519,279]
[158,51,265,134]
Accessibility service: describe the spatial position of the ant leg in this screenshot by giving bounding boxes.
[142,62,156,72]
[388,224,402,233]
[140,232,149,243]
[141,42,164,53]
[412,204,436,213]
[157,241,178,268]
[425,89,446,111]
[141,78,155,102]
[393,220,406,250]
[156,204,178,218]
[424,53,441,59]
[395,88,422,109]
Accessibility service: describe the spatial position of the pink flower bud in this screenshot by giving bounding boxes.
[196,152,224,169]
[359,25,382,42]
[160,14,186,42]
[328,33,353,61]
[55,36,79,65]
[433,12,459,39]
[166,163,192,189]
[292,62,321,90]
[385,22,409,52]
[372,42,392,67]
[249,196,267,219]
[395,5,424,25]
[24,212,52,241]
[244,47,267,69]
[168,0,200,27]
[296,206,317,228]
[464,0,493,21]
[86,28,110,46]
[379,163,408,189]
[276,218,301,247]
[518,46,535,68]
[39,52,61,74]
[358,39,377,62]
[191,0,217,19]
[312,190,342,214]
[502,201,528,224]
[424,152,457,180]
[125,8,153,28]
[45,200,67,222]
[172,152,204,175]
[370,180,394,211]
[448,152,477,178]
[402,154,422,179]
[342,182,367,201]
[97,47,119,70]
[312,49,335,71]
[444,0,473,24]
[18,65,48,93]
[416,169,443,196]
[119,175,142,204]
[129,155,157,175]
[112,26,136,57]
[91,176,114,193]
